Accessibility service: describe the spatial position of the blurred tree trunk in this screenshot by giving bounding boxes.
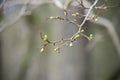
[0,0,51,80]
[2,0,120,80]
[89,0,120,80]
[0,0,3,80]
[0,36,3,80]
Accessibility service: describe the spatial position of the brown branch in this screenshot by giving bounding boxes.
[40,0,99,53]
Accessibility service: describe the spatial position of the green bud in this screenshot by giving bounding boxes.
[55,16,60,19]
[92,15,98,21]
[69,42,73,47]
[43,35,48,41]
[75,34,80,39]
[89,34,93,40]
[49,16,54,19]
[40,48,44,52]
[54,47,60,53]
[80,29,84,32]
[64,11,67,16]
[72,14,76,16]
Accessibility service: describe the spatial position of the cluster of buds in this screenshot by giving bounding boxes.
[39,0,110,53]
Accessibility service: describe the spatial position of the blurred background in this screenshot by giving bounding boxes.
[0,0,120,80]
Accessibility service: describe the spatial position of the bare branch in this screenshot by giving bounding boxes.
[40,0,99,52]
[71,0,99,40]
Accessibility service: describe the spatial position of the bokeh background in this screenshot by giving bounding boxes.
[0,0,120,80]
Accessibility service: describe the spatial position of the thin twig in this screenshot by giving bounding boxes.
[71,0,99,39]
[53,0,99,49]
[79,0,99,31]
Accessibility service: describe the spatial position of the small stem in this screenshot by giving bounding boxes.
[65,18,79,28]
[40,0,99,52]
[71,0,99,39]
[78,0,99,31]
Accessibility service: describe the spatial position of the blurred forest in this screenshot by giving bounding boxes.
[0,0,120,80]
